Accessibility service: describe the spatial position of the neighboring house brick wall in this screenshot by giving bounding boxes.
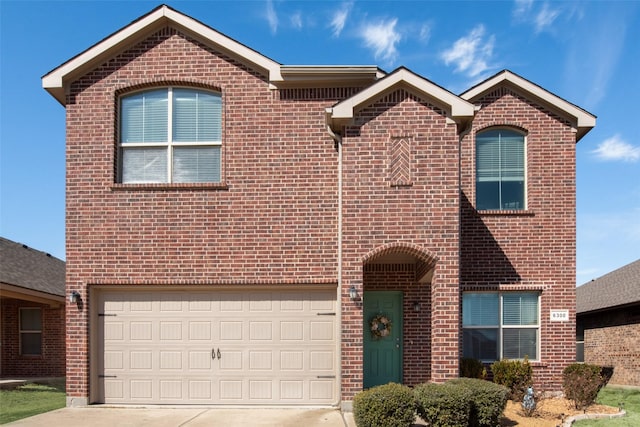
[460,87,578,391]
[1,298,66,377]
[585,324,640,386]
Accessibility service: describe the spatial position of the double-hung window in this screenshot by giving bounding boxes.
[120,87,222,183]
[476,129,525,210]
[20,308,42,355]
[462,292,539,361]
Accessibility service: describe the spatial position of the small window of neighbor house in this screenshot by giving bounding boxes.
[476,129,526,210]
[19,308,42,355]
[119,87,222,184]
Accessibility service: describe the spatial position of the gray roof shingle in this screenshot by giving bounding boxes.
[0,237,65,297]
[577,259,640,314]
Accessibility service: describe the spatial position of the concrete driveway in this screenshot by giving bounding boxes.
[6,407,355,427]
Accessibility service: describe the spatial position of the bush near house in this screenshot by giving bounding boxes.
[353,383,415,427]
[448,378,509,427]
[460,357,487,379]
[414,382,472,427]
[491,357,533,401]
[563,363,607,410]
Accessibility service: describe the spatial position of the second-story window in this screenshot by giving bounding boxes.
[476,129,525,210]
[120,88,222,184]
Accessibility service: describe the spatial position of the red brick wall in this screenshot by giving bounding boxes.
[460,87,578,391]
[0,298,66,377]
[340,90,460,399]
[63,24,580,403]
[585,323,640,387]
[65,27,353,401]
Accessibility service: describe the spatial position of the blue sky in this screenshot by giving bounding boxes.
[1,0,639,285]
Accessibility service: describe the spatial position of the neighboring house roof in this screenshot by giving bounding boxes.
[460,70,596,141]
[326,67,475,132]
[577,259,640,314]
[0,237,65,305]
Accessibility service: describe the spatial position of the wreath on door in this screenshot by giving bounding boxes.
[370,314,392,339]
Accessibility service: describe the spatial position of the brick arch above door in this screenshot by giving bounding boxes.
[361,242,438,283]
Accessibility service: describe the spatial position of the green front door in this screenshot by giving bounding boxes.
[363,291,403,388]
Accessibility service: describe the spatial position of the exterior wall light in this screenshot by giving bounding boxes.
[413,301,421,312]
[349,285,359,301]
[70,291,81,304]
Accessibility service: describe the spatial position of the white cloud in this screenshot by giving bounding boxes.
[359,18,402,64]
[330,2,352,37]
[513,0,534,18]
[591,135,640,162]
[513,1,561,34]
[534,3,561,33]
[440,25,495,78]
[265,0,278,34]
[419,23,431,43]
[290,12,303,30]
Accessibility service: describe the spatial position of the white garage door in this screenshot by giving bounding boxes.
[97,288,337,405]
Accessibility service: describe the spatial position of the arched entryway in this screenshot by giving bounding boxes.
[361,242,437,388]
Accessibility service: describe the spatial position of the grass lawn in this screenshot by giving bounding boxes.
[573,386,640,427]
[0,379,66,425]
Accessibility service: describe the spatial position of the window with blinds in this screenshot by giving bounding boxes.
[476,129,525,210]
[120,88,222,184]
[462,292,539,361]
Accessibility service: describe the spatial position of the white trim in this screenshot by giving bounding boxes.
[329,68,474,127]
[43,5,282,104]
[461,70,595,140]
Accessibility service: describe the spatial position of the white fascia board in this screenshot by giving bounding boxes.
[461,71,596,129]
[331,68,474,121]
[42,6,282,104]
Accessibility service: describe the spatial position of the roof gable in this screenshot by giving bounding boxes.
[42,4,283,104]
[461,70,596,141]
[327,67,475,132]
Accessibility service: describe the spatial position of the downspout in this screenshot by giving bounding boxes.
[456,115,474,377]
[325,109,343,408]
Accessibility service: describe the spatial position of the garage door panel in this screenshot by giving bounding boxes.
[98,289,337,405]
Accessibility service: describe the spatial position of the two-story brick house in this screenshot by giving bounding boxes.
[43,5,595,408]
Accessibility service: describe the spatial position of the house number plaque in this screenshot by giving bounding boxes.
[550,310,569,322]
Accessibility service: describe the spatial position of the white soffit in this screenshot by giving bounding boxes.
[461,70,596,141]
[329,68,475,126]
[42,5,283,104]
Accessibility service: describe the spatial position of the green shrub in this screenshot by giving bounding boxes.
[461,358,487,379]
[414,382,472,427]
[353,383,415,427]
[563,363,604,410]
[491,357,533,401]
[448,378,508,427]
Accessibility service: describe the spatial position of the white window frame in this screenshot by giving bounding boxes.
[462,292,540,362]
[475,128,528,210]
[119,87,222,183]
[19,307,42,356]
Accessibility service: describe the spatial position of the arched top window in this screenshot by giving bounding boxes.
[119,87,222,184]
[475,128,526,210]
